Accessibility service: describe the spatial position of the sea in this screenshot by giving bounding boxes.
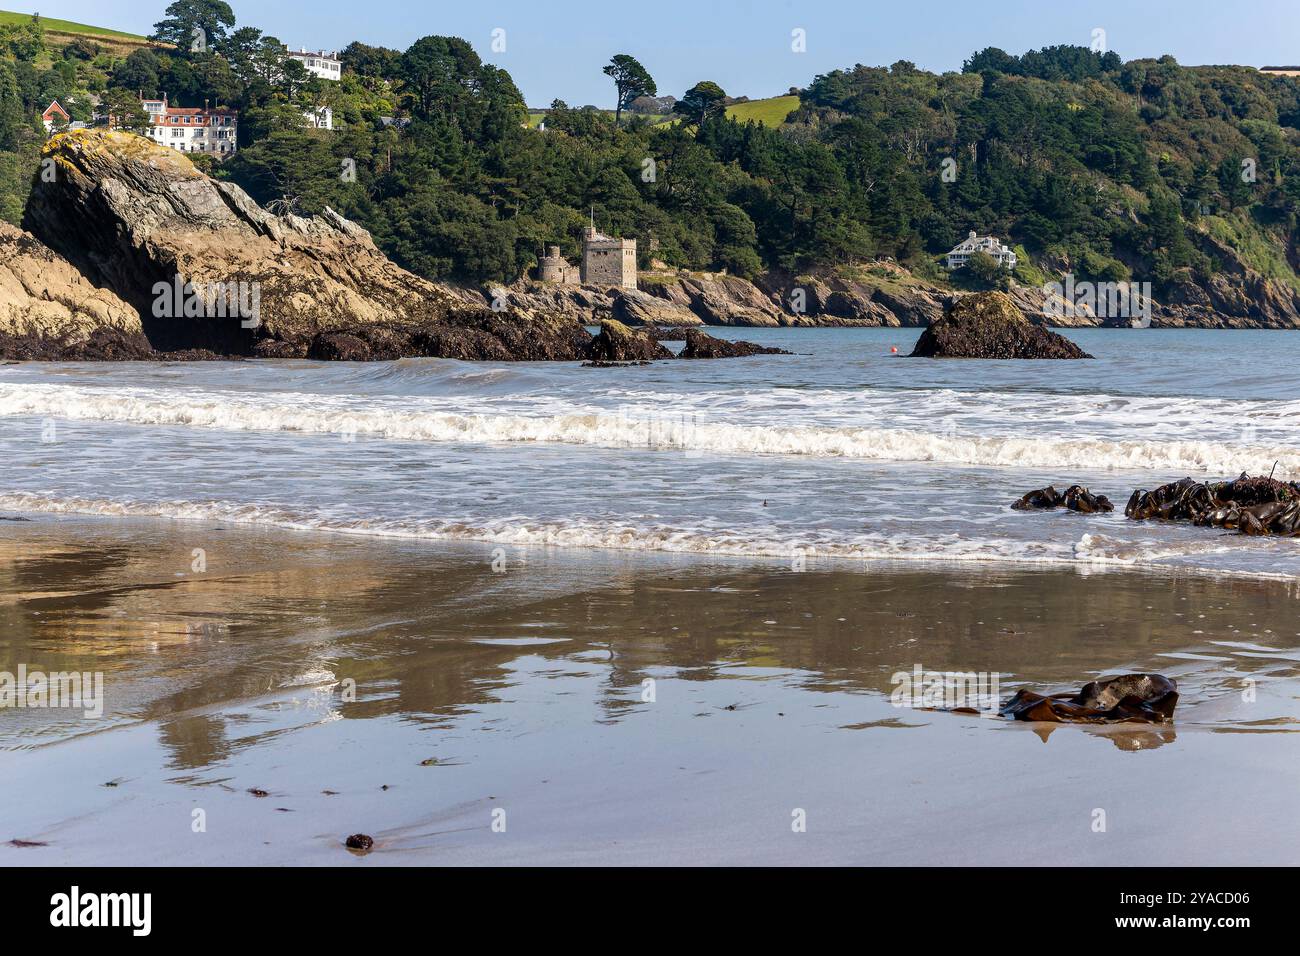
[3,326,1298,580]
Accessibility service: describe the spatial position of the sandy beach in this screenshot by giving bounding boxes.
[3,513,1298,866]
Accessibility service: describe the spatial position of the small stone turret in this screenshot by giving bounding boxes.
[537,245,579,284]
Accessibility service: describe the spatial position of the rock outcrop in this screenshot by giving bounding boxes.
[0,222,150,359]
[910,291,1092,359]
[677,328,791,359]
[587,319,673,362]
[23,129,576,357]
[1011,484,1114,513]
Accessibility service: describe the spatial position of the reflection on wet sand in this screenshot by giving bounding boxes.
[3,515,1300,864]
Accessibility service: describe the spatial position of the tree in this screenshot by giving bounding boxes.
[151,0,236,54]
[964,250,1005,287]
[102,88,151,131]
[224,27,264,87]
[398,36,482,120]
[602,54,656,125]
[340,41,400,87]
[673,81,727,126]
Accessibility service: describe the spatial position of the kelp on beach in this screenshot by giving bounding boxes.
[1012,473,1300,538]
[1126,473,1300,537]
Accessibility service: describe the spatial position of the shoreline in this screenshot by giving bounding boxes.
[4,515,1300,865]
[4,506,1300,587]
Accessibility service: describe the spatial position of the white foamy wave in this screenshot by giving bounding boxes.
[4,493,1297,582]
[2,383,1298,474]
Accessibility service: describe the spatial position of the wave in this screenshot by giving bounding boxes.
[4,492,1298,583]
[2,382,1297,475]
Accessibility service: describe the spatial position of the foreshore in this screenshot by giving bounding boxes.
[3,513,1299,865]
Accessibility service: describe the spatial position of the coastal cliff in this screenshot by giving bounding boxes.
[0,222,151,360]
[21,129,544,357]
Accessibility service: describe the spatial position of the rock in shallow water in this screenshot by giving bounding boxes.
[344,833,374,851]
[586,319,673,362]
[909,291,1092,359]
[677,328,791,359]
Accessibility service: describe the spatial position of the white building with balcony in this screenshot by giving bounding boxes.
[945,231,1017,270]
[286,48,342,80]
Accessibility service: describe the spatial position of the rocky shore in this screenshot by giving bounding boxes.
[1,131,781,363]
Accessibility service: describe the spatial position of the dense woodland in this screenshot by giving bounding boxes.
[6,2,1300,296]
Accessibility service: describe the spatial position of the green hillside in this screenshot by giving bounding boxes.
[0,9,146,39]
[725,94,799,126]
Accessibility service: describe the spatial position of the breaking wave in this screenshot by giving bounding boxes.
[4,492,1298,582]
[2,383,1298,474]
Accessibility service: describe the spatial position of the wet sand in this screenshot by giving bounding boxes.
[2,514,1299,865]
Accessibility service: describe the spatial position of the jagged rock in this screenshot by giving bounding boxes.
[1000,674,1178,724]
[308,332,372,362]
[415,311,593,362]
[252,338,307,359]
[910,291,1092,359]
[677,328,790,359]
[0,222,150,359]
[23,129,572,357]
[679,274,786,326]
[586,319,673,361]
[610,288,702,326]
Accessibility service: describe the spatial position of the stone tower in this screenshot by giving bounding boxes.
[580,226,637,290]
[537,245,578,284]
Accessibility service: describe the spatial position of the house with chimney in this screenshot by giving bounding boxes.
[137,94,238,159]
[286,48,342,80]
[945,231,1017,270]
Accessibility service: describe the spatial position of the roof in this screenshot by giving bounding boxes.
[948,232,1012,254]
[42,100,70,119]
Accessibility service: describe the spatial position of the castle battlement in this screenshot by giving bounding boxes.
[580,226,637,289]
[535,226,637,289]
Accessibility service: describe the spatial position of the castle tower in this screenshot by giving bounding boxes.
[538,245,577,283]
[580,226,637,290]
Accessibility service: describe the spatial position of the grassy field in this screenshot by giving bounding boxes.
[725,95,800,126]
[0,9,147,39]
[528,94,799,131]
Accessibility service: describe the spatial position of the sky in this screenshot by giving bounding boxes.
[41,0,1300,107]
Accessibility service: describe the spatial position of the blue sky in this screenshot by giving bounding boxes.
[42,0,1300,106]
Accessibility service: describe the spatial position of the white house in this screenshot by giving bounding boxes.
[138,95,238,159]
[946,231,1017,270]
[286,48,342,80]
[302,105,333,130]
